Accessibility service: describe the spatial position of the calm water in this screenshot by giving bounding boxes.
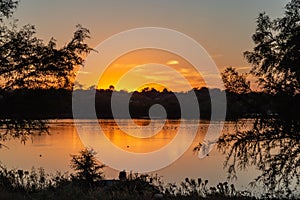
[0,119,259,191]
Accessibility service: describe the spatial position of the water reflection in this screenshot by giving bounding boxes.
[99,119,179,153]
[0,119,259,191]
[0,119,48,148]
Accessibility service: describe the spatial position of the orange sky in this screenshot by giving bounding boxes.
[96,49,206,92]
[14,1,288,92]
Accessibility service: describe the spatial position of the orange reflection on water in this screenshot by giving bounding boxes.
[99,119,180,153]
[0,120,85,173]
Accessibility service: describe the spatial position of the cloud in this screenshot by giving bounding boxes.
[77,71,90,74]
[236,66,252,70]
[219,66,252,71]
[166,60,179,65]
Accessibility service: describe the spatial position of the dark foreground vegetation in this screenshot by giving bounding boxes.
[0,148,296,200]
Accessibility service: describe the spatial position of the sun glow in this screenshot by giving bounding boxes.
[97,49,206,92]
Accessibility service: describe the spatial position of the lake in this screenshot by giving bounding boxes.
[0,119,260,193]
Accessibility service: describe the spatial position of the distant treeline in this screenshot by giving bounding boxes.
[0,88,299,120]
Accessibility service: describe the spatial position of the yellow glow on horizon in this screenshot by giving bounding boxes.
[166,60,179,65]
[97,49,206,92]
[135,83,168,92]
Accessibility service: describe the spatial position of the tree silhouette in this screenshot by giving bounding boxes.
[0,0,17,21]
[221,67,251,94]
[0,0,92,147]
[217,119,300,197]
[1,0,92,90]
[109,85,115,91]
[70,148,105,185]
[244,0,300,95]
[0,24,92,90]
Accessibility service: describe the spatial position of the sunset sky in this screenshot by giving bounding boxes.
[14,0,288,91]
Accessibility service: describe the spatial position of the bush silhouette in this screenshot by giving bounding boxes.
[70,148,105,185]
